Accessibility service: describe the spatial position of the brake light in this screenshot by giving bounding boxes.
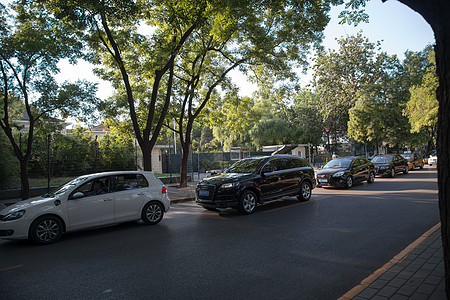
[162,186,167,194]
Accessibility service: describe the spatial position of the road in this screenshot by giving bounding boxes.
[0,166,439,299]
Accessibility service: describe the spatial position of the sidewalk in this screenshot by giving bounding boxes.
[340,223,446,300]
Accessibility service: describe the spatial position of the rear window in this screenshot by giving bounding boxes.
[115,174,149,191]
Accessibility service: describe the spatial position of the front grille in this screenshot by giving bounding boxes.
[197,184,216,200]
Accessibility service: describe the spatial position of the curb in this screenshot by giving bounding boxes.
[338,223,442,300]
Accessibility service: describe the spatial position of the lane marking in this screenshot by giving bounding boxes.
[0,264,23,272]
[338,223,441,300]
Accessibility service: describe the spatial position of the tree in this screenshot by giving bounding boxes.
[313,32,392,145]
[0,2,98,199]
[167,0,337,187]
[404,49,438,152]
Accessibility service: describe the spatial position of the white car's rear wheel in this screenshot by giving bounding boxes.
[142,201,164,225]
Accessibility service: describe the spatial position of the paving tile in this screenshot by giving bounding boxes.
[429,290,447,300]
[389,294,409,300]
[358,287,379,298]
[397,270,415,280]
[387,277,407,288]
[416,283,438,294]
[397,284,418,297]
[424,275,443,285]
[422,263,438,271]
[378,270,397,281]
[376,286,397,297]
[409,292,432,300]
[370,279,388,289]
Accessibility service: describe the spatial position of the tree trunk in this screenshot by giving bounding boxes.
[140,142,152,171]
[435,28,450,297]
[179,143,190,188]
[19,159,30,200]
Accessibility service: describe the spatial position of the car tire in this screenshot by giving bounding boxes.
[367,172,375,183]
[238,190,257,214]
[345,176,353,189]
[29,215,64,245]
[297,181,312,202]
[141,201,164,225]
[420,164,423,169]
[389,168,395,178]
[403,167,409,174]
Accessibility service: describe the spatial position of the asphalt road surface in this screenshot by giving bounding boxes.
[0,166,439,299]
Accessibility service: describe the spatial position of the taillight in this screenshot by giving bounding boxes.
[162,186,167,194]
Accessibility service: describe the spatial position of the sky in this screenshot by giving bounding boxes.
[54,0,435,101]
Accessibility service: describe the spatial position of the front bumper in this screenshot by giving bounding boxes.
[0,218,32,240]
[375,167,390,176]
[316,175,347,187]
[196,184,240,209]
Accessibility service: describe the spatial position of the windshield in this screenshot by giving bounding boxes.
[41,176,88,197]
[371,155,393,163]
[401,154,414,161]
[225,157,266,173]
[323,158,353,169]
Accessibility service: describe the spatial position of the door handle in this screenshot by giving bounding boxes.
[103,198,113,202]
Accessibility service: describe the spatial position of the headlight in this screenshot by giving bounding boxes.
[2,209,26,221]
[220,182,239,189]
[332,171,345,177]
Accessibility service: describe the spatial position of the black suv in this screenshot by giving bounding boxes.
[195,155,315,214]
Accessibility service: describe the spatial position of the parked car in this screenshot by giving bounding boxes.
[316,157,375,188]
[400,153,424,170]
[195,155,315,214]
[0,171,170,244]
[371,154,409,177]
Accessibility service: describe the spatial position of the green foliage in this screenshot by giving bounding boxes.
[404,50,438,139]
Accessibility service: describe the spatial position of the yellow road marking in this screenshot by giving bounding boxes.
[0,264,23,272]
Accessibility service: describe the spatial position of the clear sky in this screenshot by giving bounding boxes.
[54,0,435,100]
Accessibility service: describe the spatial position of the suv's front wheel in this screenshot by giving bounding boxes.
[238,190,257,214]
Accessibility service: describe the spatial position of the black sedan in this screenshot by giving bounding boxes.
[316,157,375,188]
[371,154,409,177]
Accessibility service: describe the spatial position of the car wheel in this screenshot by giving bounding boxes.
[297,181,312,202]
[141,201,164,225]
[389,168,395,178]
[403,167,409,174]
[345,176,353,189]
[29,215,64,245]
[238,190,257,214]
[367,172,375,183]
[412,163,416,170]
[420,164,424,169]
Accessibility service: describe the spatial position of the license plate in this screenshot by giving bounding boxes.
[199,190,210,197]
[318,178,328,183]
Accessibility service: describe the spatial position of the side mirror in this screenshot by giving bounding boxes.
[72,192,85,199]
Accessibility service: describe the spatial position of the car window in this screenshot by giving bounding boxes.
[323,158,352,169]
[372,155,392,163]
[75,176,111,197]
[262,159,278,173]
[291,157,309,168]
[226,157,266,173]
[115,174,149,191]
[351,159,361,167]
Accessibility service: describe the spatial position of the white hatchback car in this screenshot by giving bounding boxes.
[0,171,170,244]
